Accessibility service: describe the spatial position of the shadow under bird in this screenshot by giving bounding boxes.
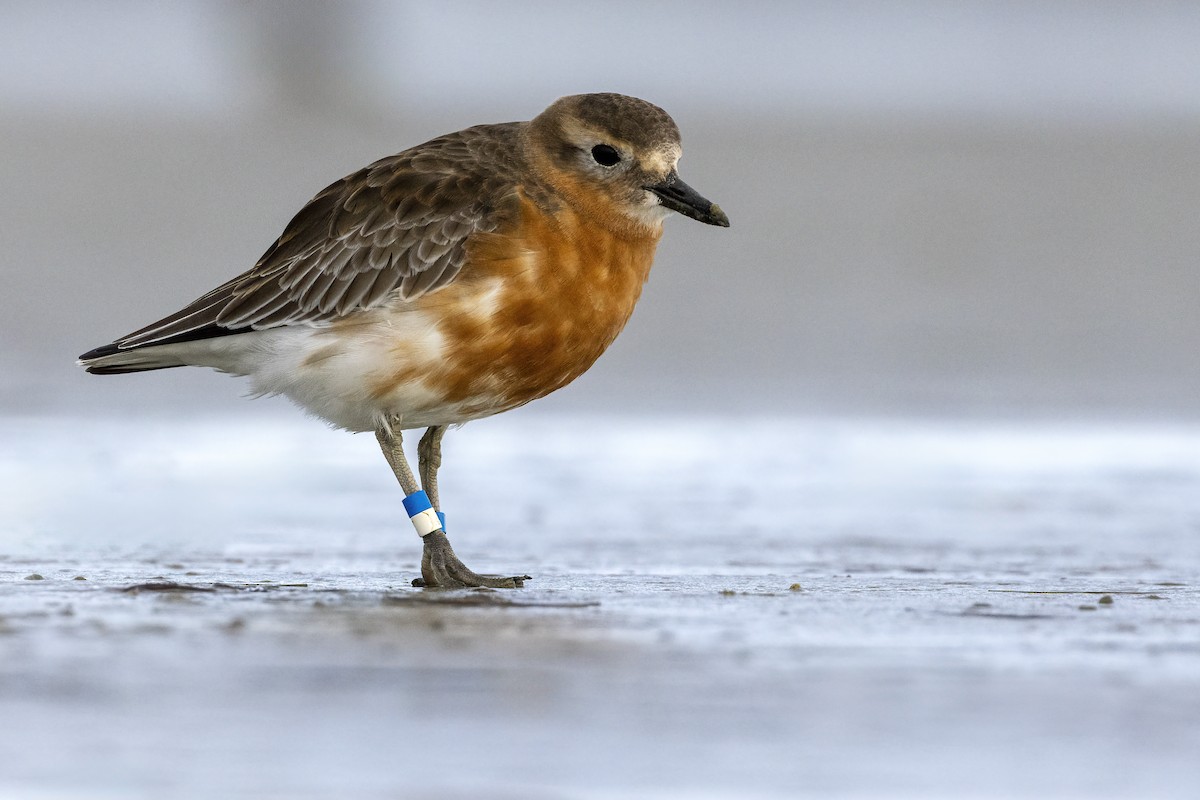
[78,92,730,588]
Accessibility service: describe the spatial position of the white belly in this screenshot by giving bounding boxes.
[165,311,474,432]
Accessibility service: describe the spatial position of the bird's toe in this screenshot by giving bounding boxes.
[416,530,530,589]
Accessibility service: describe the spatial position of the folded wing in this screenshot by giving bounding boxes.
[99,124,522,353]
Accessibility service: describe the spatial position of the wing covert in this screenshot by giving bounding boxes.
[115,124,522,350]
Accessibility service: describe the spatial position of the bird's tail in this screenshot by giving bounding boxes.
[77,342,186,375]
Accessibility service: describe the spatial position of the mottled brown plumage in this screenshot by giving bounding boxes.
[113,123,528,347]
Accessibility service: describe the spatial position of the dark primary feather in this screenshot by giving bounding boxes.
[110,122,529,351]
[78,324,247,373]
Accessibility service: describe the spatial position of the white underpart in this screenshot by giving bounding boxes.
[155,308,450,433]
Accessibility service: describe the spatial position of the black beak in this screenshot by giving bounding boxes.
[645,173,730,227]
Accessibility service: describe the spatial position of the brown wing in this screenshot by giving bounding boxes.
[114,122,525,349]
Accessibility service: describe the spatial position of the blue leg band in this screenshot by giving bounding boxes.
[402,491,443,537]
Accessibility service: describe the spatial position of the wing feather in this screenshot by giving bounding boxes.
[337,267,382,312]
[106,122,527,351]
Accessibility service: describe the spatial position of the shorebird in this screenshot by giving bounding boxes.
[79,93,729,587]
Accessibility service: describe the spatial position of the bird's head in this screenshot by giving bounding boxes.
[527,93,730,234]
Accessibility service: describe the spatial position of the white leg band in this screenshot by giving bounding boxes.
[402,490,444,538]
[410,508,443,537]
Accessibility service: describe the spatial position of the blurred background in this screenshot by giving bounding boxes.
[5,5,1200,799]
[4,0,1199,422]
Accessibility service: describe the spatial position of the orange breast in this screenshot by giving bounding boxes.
[424,191,662,416]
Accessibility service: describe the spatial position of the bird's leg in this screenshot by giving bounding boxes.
[375,415,421,495]
[417,425,447,518]
[375,415,529,589]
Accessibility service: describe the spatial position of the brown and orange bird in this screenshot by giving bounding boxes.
[78,93,729,588]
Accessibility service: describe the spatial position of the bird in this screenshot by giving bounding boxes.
[78,92,730,588]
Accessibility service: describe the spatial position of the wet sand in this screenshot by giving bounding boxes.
[2,415,1198,798]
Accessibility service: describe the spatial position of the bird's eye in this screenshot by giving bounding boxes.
[591,144,621,167]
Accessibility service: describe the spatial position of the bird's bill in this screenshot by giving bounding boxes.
[645,173,730,227]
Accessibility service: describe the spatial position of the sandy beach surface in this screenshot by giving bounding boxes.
[1,414,1198,798]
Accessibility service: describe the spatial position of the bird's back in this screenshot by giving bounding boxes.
[82,121,532,362]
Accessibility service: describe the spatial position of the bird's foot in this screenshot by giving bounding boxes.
[413,530,530,589]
